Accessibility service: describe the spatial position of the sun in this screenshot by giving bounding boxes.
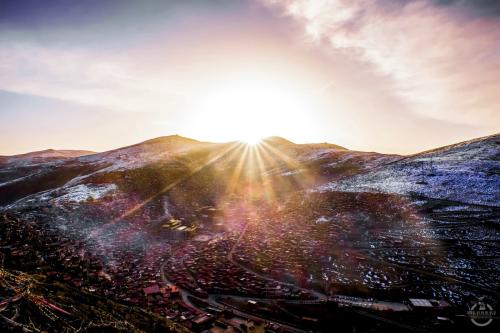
[194,80,282,143]
[185,75,320,144]
[241,134,263,145]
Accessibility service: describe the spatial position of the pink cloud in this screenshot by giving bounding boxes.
[261,0,500,128]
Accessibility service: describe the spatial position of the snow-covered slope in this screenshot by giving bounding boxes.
[318,134,500,206]
[7,183,118,208]
[1,135,245,212]
[75,135,214,172]
[0,149,96,187]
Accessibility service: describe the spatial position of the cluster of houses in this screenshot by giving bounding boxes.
[227,193,485,305]
[164,233,312,300]
[0,213,202,325]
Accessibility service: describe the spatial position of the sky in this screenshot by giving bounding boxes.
[0,0,499,155]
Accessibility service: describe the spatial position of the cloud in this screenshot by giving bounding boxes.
[260,0,500,128]
[0,41,186,113]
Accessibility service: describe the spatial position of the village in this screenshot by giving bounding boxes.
[1,190,498,332]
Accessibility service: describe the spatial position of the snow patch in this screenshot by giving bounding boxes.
[315,216,332,224]
[55,184,117,203]
[282,170,302,176]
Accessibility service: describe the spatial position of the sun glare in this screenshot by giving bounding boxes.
[242,134,263,145]
[187,77,317,144]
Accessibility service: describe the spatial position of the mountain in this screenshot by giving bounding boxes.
[0,148,94,167]
[319,133,500,206]
[261,136,297,146]
[0,135,393,209]
[1,133,498,210]
[0,135,216,207]
[0,149,96,199]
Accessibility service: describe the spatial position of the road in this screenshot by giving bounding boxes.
[158,220,423,333]
[160,261,311,333]
[158,220,322,333]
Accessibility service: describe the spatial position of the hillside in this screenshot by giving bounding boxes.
[0,149,94,166]
[2,134,498,210]
[0,136,395,210]
[319,134,500,207]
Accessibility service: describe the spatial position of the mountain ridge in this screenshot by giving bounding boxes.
[0,133,498,208]
[0,148,95,159]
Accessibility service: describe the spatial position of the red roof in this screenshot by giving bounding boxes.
[143,284,161,295]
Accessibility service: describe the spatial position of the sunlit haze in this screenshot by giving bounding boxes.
[188,76,320,144]
[1,0,499,155]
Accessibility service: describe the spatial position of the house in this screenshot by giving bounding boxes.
[143,284,161,296]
